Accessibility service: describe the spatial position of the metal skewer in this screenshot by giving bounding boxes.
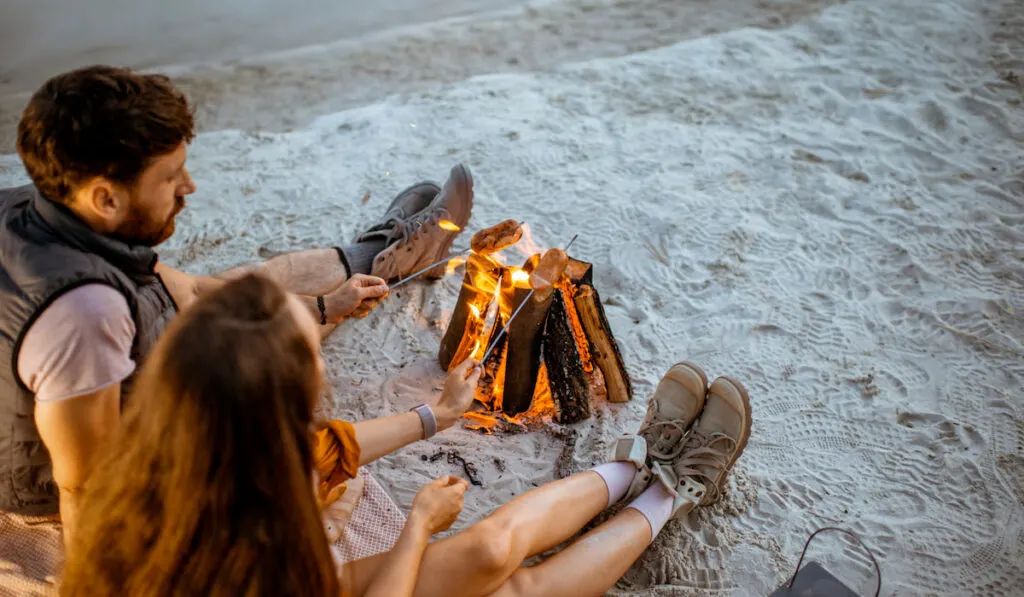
[389,247,472,290]
[390,221,531,290]
[478,234,578,364]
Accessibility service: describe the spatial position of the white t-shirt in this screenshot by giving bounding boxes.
[17,284,136,402]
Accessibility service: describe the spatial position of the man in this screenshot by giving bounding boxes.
[0,65,474,546]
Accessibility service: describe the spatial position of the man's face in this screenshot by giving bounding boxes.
[114,143,196,247]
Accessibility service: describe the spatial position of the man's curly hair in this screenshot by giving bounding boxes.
[17,65,195,204]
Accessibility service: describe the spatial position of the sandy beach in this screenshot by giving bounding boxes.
[1,0,1022,595]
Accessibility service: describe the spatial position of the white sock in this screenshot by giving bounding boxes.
[591,462,637,507]
[626,481,675,542]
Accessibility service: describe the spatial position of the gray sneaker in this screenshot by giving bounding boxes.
[355,181,440,244]
[668,376,752,508]
[371,164,474,281]
[610,362,708,502]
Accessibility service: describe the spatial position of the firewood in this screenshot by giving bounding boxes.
[542,285,593,423]
[501,283,555,416]
[438,254,503,371]
[573,284,633,403]
[565,257,593,285]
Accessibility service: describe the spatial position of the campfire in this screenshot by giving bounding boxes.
[438,221,633,432]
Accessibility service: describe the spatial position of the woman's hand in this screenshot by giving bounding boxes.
[355,476,468,597]
[409,476,469,535]
[434,359,482,430]
[324,274,389,322]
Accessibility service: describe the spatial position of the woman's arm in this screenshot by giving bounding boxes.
[350,476,468,597]
[352,412,428,466]
[351,360,481,466]
[361,513,431,597]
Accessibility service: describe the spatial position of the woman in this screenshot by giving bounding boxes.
[61,274,751,597]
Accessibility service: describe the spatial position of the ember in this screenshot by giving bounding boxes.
[439,223,632,431]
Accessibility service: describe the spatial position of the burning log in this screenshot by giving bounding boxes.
[439,243,632,428]
[475,269,515,408]
[438,254,503,371]
[542,285,593,423]
[574,285,632,403]
[501,250,565,416]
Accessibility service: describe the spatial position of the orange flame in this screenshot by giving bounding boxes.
[447,225,590,433]
[445,255,468,275]
[512,223,544,259]
[510,269,530,287]
[439,220,461,232]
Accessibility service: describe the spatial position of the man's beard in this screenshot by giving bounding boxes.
[112,195,186,247]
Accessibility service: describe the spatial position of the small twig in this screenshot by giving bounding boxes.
[643,236,670,265]
[428,449,482,486]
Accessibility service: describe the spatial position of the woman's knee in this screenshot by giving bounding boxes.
[462,519,517,575]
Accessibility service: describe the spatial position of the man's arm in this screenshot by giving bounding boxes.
[34,386,120,549]
[16,284,136,549]
[154,261,222,310]
[155,261,387,324]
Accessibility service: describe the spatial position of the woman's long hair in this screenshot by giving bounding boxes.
[60,274,340,597]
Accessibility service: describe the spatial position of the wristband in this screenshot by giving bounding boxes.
[411,404,438,439]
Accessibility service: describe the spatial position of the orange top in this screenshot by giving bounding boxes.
[312,420,361,505]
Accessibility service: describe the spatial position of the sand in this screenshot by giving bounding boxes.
[1,0,1022,595]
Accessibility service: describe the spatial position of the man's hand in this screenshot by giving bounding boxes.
[434,359,482,430]
[324,274,389,322]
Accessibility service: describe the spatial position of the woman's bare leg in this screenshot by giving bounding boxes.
[343,470,619,597]
[486,509,653,597]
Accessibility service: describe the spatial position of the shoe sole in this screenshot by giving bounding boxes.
[702,375,752,505]
[425,164,474,278]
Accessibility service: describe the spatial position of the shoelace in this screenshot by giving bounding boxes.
[672,429,737,501]
[388,206,449,249]
[641,420,692,461]
[377,206,453,278]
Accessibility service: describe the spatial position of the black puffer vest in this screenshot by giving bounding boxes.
[0,184,177,515]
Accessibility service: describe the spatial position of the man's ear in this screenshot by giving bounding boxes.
[72,177,125,231]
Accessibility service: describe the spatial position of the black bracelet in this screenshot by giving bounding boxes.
[316,296,327,325]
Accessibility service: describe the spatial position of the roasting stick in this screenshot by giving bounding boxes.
[388,247,472,290]
[478,234,579,365]
[389,220,527,290]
